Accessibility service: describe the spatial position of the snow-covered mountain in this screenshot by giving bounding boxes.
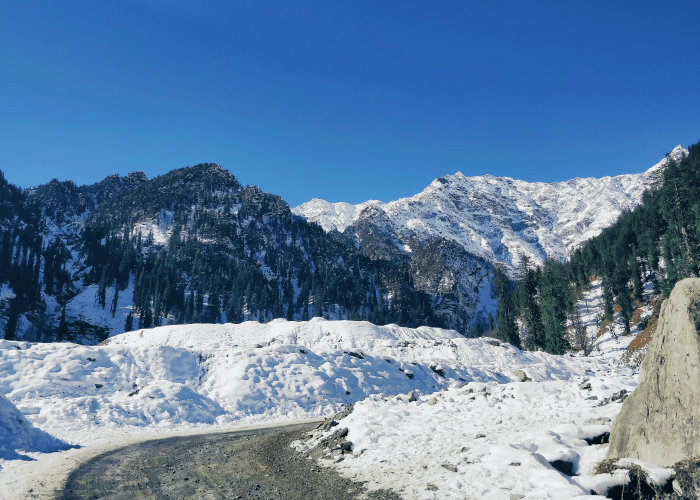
[0,163,447,343]
[0,146,688,342]
[293,145,688,275]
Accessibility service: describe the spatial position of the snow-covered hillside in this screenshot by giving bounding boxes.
[1,318,644,498]
[294,146,688,274]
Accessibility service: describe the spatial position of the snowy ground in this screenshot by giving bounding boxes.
[0,280,655,499]
[298,371,635,499]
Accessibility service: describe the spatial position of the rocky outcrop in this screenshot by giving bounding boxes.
[607,278,700,466]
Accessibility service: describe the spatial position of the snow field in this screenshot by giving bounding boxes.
[1,316,642,498]
[309,372,637,499]
[1,319,611,440]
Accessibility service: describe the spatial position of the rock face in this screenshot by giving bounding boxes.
[607,278,700,466]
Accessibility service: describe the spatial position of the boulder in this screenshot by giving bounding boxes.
[512,370,531,382]
[607,278,700,466]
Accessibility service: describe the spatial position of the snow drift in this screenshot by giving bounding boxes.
[0,391,70,461]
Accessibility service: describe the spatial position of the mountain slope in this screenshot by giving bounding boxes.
[0,146,688,342]
[293,145,688,274]
[0,164,442,344]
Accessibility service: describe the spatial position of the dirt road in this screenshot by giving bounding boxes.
[55,422,400,500]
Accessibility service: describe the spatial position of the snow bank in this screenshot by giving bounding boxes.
[303,373,637,499]
[0,319,622,440]
[0,392,70,461]
[0,318,638,498]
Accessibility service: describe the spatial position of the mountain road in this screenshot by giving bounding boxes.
[54,422,400,500]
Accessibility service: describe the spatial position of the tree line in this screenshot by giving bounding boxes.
[0,163,442,342]
[494,142,700,354]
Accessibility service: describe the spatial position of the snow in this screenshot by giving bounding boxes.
[0,392,71,459]
[293,146,688,276]
[614,458,674,486]
[0,313,659,498]
[298,371,636,499]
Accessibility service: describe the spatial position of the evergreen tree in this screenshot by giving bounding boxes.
[540,261,569,355]
[570,307,594,356]
[521,267,545,351]
[4,298,19,341]
[57,306,69,342]
[495,293,520,348]
[110,286,119,318]
[124,312,134,332]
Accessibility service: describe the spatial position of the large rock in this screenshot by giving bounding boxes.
[607,278,700,466]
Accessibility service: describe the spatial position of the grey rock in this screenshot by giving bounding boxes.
[319,419,339,432]
[586,417,611,425]
[407,390,417,402]
[430,365,445,377]
[608,278,700,466]
[511,370,531,382]
[441,463,458,472]
[673,479,685,496]
[475,433,486,438]
[427,398,437,406]
[611,389,628,402]
[579,381,591,390]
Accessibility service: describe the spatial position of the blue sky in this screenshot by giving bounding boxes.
[1,1,698,206]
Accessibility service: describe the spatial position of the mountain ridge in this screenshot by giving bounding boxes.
[0,145,689,343]
[293,145,688,275]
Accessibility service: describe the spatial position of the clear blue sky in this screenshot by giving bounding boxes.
[1,1,698,206]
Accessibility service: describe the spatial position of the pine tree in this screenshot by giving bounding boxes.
[111,286,119,318]
[96,267,108,309]
[540,262,569,355]
[57,306,69,342]
[630,251,644,302]
[570,307,594,356]
[124,312,134,332]
[601,274,614,321]
[521,266,545,351]
[4,298,19,341]
[495,293,520,348]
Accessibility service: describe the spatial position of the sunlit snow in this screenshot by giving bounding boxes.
[0,300,651,499]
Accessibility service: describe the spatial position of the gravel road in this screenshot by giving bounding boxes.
[55,422,401,500]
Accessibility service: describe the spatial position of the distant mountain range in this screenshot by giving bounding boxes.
[293,145,688,275]
[0,146,686,343]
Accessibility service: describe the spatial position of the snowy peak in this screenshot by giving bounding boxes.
[290,198,361,233]
[293,146,689,274]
